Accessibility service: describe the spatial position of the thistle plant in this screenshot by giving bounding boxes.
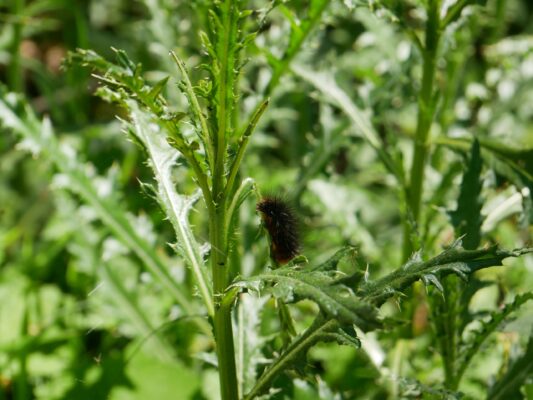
[1,0,532,399]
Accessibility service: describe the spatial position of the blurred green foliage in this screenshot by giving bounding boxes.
[1,0,532,399]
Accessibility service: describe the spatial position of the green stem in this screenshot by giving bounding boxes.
[212,204,238,400]
[436,277,459,389]
[211,2,240,398]
[213,0,237,202]
[403,0,441,260]
[9,0,24,92]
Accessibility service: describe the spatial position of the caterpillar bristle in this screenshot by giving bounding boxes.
[256,196,300,265]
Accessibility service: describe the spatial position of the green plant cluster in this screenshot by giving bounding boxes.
[1,1,532,399]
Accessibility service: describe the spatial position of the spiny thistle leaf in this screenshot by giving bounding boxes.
[308,246,355,273]
[67,48,169,115]
[68,49,214,316]
[72,48,213,202]
[169,52,214,167]
[199,30,217,62]
[421,273,444,293]
[235,247,382,331]
[359,240,533,306]
[113,46,138,72]
[449,139,483,250]
[125,100,214,316]
[240,241,532,399]
[69,47,207,164]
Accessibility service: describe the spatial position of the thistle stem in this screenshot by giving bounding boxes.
[403,0,442,260]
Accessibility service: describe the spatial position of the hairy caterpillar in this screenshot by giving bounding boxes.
[256,196,300,265]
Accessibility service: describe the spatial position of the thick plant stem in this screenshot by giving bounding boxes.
[210,2,240,398]
[435,277,459,390]
[212,204,239,400]
[403,0,441,260]
[214,308,238,399]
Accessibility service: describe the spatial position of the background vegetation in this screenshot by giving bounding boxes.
[1,0,532,399]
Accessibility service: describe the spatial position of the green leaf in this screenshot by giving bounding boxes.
[113,47,138,73]
[147,76,170,100]
[236,247,382,331]
[69,49,215,316]
[126,100,214,317]
[434,135,533,225]
[68,48,168,116]
[199,30,217,61]
[449,139,483,250]
[359,240,533,306]
[64,48,115,74]
[240,242,532,399]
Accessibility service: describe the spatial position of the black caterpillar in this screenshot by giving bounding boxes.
[256,196,300,265]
